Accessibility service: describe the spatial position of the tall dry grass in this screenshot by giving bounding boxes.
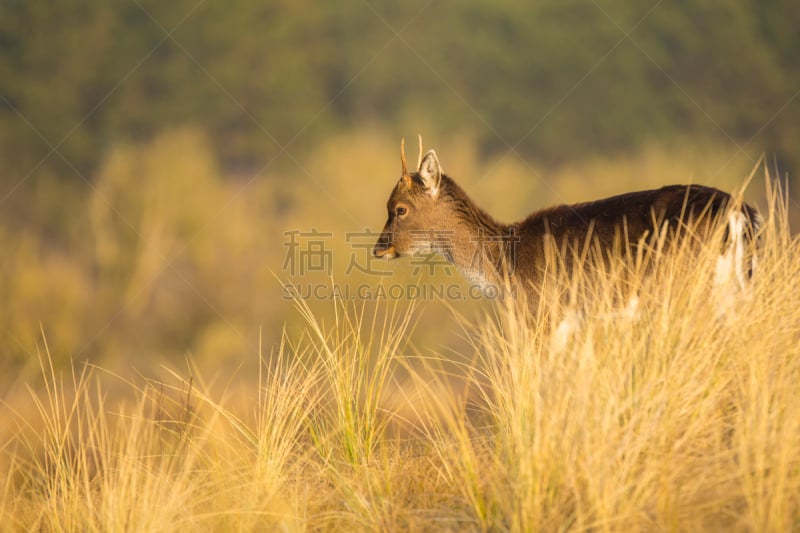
[409,175,800,531]
[1,172,798,531]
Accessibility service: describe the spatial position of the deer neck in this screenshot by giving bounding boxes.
[435,179,514,289]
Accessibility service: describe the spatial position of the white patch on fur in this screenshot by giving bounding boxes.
[713,211,753,318]
[621,295,640,321]
[459,267,498,296]
[551,312,582,354]
[550,296,640,354]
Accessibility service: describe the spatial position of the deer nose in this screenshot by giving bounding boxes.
[373,238,396,259]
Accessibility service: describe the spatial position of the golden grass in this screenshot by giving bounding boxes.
[1,175,799,532]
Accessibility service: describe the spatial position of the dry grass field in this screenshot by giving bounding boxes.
[3,3,799,530]
[1,168,798,532]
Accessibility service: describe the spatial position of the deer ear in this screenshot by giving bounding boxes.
[417,150,442,196]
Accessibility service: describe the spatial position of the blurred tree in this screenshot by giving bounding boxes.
[0,0,797,185]
[0,0,115,175]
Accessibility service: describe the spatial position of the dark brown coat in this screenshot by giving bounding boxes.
[374,146,760,299]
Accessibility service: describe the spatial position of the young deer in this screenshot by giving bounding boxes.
[373,139,760,307]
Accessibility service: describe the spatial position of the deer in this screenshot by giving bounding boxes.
[372,138,761,321]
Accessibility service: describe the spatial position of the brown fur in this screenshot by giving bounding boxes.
[374,145,760,300]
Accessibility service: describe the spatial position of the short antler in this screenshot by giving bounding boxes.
[417,134,423,170]
[400,138,408,176]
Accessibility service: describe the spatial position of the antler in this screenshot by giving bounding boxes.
[400,138,408,176]
[417,134,423,170]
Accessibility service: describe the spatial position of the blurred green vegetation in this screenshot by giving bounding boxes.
[0,0,800,178]
[1,0,797,178]
[0,1,797,376]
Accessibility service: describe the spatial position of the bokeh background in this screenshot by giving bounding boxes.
[1,0,798,384]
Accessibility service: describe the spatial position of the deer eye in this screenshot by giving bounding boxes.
[395,206,407,217]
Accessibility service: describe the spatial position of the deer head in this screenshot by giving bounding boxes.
[373,137,446,259]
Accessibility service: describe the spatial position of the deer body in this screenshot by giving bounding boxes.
[373,142,760,303]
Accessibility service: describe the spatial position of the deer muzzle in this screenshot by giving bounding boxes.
[373,232,397,259]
